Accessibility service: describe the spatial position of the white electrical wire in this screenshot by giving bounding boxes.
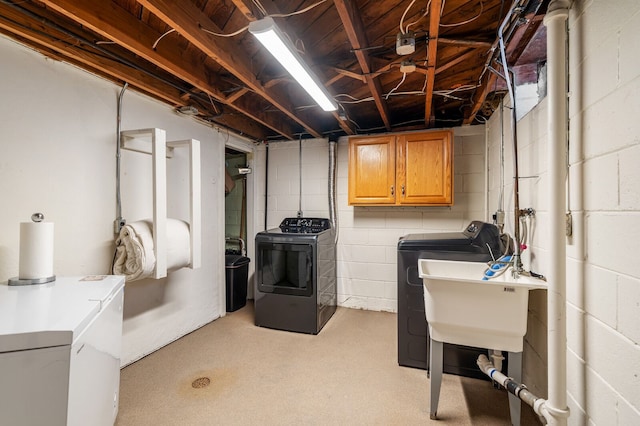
[198,0,327,38]
[385,72,407,100]
[152,28,176,49]
[399,0,418,34]
[252,0,268,17]
[200,23,249,38]
[269,0,328,18]
[440,0,484,27]
[405,0,432,33]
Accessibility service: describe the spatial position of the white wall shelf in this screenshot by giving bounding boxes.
[120,128,201,278]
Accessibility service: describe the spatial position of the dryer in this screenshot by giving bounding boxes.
[254,218,336,334]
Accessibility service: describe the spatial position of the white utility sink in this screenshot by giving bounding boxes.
[418,259,547,352]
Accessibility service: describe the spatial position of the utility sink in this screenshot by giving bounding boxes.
[418,259,547,352]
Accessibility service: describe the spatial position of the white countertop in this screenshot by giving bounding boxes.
[0,276,125,352]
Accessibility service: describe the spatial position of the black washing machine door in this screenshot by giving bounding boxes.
[256,240,314,297]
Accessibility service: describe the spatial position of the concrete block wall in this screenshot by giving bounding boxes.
[487,97,550,399]
[259,127,487,312]
[485,1,640,424]
[565,1,640,424]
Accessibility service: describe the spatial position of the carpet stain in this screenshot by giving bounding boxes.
[178,368,237,400]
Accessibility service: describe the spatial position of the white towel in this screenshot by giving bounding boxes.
[166,219,191,271]
[113,219,192,282]
[113,220,156,281]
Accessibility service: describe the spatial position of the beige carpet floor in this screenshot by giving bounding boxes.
[116,303,541,426]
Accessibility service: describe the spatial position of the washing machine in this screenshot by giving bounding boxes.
[397,221,506,379]
[254,217,336,334]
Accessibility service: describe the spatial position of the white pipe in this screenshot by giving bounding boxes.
[490,349,504,374]
[544,1,571,425]
[484,122,490,222]
[477,355,548,422]
[328,140,339,244]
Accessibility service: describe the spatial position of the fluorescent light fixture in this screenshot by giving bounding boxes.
[249,17,337,112]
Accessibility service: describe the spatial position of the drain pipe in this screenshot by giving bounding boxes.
[544,1,571,425]
[297,135,303,218]
[328,139,339,244]
[478,355,549,423]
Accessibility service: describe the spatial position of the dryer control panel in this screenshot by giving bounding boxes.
[279,217,331,233]
[462,220,502,249]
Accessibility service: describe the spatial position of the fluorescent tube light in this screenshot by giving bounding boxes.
[249,17,337,112]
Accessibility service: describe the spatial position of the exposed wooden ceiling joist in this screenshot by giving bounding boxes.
[334,0,391,132]
[236,0,354,136]
[424,0,443,126]
[38,0,291,140]
[136,0,325,138]
[463,7,545,124]
[0,0,549,140]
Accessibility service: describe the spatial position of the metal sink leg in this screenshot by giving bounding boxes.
[429,338,443,419]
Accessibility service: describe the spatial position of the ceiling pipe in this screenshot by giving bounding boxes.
[543,1,571,425]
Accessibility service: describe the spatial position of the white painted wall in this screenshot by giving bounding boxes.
[0,35,235,366]
[486,1,640,424]
[256,126,488,312]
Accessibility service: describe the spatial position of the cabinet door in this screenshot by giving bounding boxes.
[397,131,453,205]
[348,135,396,205]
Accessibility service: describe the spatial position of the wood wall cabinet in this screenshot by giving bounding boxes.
[348,130,453,206]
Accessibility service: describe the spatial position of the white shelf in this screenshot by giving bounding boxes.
[120,128,201,277]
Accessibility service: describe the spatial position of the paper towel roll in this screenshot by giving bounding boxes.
[19,221,54,279]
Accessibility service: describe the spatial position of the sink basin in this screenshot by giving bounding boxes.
[418,259,547,352]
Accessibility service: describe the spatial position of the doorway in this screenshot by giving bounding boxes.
[224,147,248,256]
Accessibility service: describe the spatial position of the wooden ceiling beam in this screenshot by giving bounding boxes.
[0,11,268,140]
[229,0,259,20]
[225,87,250,104]
[0,4,182,105]
[329,66,367,83]
[334,0,391,132]
[463,9,545,124]
[424,0,443,127]
[234,0,354,136]
[439,37,492,49]
[137,0,324,138]
[324,73,346,87]
[38,0,295,139]
[435,48,478,75]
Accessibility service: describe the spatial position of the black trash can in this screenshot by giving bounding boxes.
[225,255,250,312]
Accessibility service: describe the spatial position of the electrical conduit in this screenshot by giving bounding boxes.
[498,0,524,272]
[543,1,571,424]
[116,82,128,232]
[328,140,338,244]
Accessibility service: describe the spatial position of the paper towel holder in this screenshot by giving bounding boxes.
[8,213,56,286]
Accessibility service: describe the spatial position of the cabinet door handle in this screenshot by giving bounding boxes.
[390,185,394,196]
[401,185,405,196]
